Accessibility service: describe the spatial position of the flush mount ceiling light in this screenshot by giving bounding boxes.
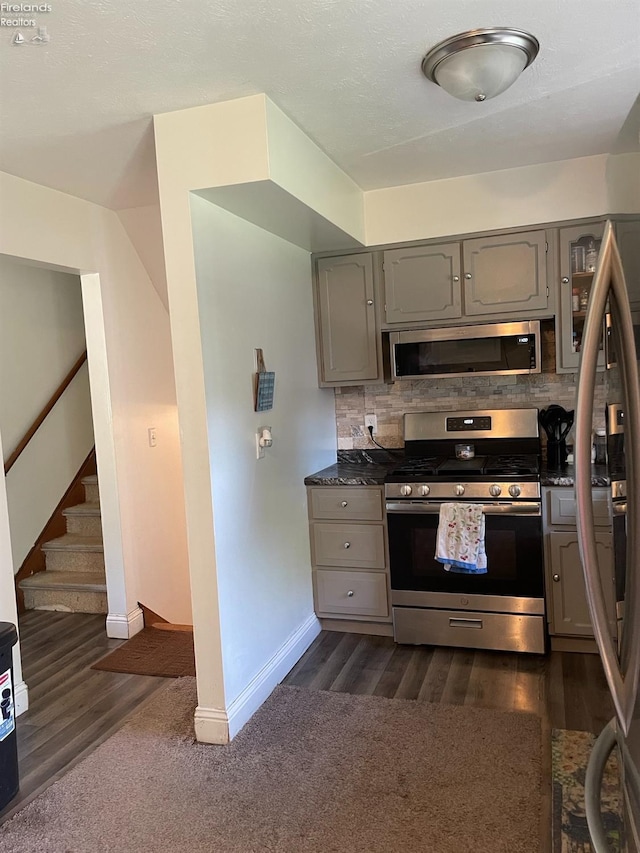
[421,28,539,102]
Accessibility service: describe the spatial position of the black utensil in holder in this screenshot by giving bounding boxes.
[547,439,569,470]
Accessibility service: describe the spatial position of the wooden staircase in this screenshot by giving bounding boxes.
[19,475,107,614]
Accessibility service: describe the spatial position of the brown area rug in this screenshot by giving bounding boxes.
[0,679,542,852]
[91,626,195,677]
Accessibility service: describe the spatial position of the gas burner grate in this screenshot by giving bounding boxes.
[484,454,540,476]
[387,457,444,477]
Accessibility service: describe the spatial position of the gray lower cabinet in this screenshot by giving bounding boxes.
[314,254,381,386]
[307,485,391,627]
[543,487,616,639]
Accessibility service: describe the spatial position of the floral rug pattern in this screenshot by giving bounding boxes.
[552,728,624,852]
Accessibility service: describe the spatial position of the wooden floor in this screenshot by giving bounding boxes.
[0,610,169,824]
[284,630,614,734]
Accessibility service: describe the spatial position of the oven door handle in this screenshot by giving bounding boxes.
[385,501,541,516]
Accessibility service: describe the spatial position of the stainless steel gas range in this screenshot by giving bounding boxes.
[385,408,546,654]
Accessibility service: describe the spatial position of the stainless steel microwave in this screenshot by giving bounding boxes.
[389,321,542,380]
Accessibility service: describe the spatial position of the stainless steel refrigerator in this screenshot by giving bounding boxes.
[575,219,640,851]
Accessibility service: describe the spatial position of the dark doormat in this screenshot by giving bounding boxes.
[91,626,195,678]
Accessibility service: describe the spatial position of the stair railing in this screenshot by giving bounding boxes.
[3,350,88,475]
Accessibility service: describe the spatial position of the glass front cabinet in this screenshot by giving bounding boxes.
[557,222,605,372]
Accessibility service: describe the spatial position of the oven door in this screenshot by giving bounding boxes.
[386,500,544,608]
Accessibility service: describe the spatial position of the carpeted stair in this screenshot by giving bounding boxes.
[19,475,107,614]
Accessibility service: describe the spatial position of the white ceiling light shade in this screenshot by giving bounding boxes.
[422,28,540,102]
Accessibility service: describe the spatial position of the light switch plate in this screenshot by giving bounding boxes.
[256,432,265,460]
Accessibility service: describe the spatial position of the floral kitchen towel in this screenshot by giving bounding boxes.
[435,502,487,574]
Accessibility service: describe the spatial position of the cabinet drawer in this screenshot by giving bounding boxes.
[315,569,388,617]
[308,487,383,521]
[311,522,386,568]
[548,489,610,527]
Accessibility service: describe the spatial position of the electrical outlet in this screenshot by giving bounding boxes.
[256,432,265,460]
[148,427,157,448]
[364,414,377,433]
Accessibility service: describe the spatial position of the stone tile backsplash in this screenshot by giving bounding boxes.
[335,327,607,449]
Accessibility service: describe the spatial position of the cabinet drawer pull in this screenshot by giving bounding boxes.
[562,277,570,284]
[464,273,472,280]
[553,573,561,582]
[341,501,348,507]
[343,542,351,549]
[449,617,483,629]
[366,299,374,306]
[452,275,460,282]
[347,590,354,597]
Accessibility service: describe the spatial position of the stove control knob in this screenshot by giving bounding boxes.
[400,485,412,496]
[454,484,465,496]
[419,484,430,496]
[489,484,502,497]
[508,484,522,498]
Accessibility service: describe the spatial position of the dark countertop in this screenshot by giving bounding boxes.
[540,464,610,488]
[304,449,403,486]
[305,451,611,488]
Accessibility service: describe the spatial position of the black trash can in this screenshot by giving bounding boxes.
[0,622,19,810]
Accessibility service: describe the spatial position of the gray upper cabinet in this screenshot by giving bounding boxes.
[315,254,380,385]
[617,219,640,311]
[381,229,550,327]
[462,231,549,317]
[556,222,605,373]
[383,243,462,324]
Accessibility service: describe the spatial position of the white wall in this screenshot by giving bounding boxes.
[0,257,94,571]
[0,171,191,659]
[154,95,357,742]
[117,204,169,311]
[364,154,612,246]
[606,153,640,214]
[190,196,334,706]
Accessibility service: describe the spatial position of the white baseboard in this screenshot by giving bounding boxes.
[14,679,29,716]
[194,706,231,745]
[106,606,144,639]
[193,613,320,745]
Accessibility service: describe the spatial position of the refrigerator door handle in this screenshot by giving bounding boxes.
[585,719,618,853]
[575,221,640,736]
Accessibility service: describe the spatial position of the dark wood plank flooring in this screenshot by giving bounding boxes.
[284,629,614,732]
[0,610,169,824]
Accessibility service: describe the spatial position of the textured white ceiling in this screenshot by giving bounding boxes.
[1,0,638,209]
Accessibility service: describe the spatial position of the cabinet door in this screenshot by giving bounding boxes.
[556,223,605,372]
[462,231,548,317]
[616,219,640,311]
[548,531,615,637]
[383,243,462,324]
[316,255,379,384]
